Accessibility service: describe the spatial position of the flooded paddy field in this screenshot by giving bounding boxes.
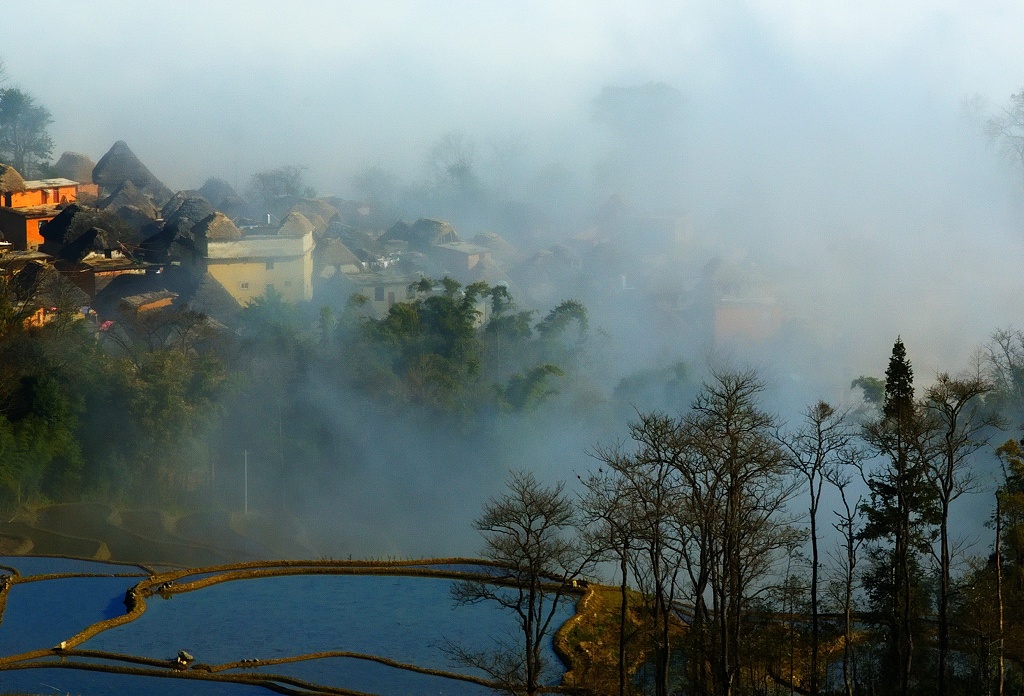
[0,557,579,695]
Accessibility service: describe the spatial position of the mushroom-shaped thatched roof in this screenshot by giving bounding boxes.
[40,204,139,254]
[94,265,242,327]
[52,152,96,183]
[114,205,160,236]
[197,178,241,208]
[382,218,459,252]
[58,226,113,263]
[161,193,215,233]
[277,211,315,238]
[11,261,90,308]
[193,212,242,241]
[472,231,519,264]
[288,198,339,237]
[468,256,510,285]
[92,141,173,204]
[99,180,158,219]
[322,238,361,269]
[0,163,26,193]
[39,204,92,246]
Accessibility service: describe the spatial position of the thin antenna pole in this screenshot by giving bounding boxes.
[244,449,248,515]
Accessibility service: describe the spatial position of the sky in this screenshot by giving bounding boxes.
[3,0,1024,380]
[2,1,1022,189]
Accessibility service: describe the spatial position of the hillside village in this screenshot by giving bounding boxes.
[0,141,783,351]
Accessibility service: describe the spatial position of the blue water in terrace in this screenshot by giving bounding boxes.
[0,666,271,695]
[85,574,573,677]
[226,656,497,696]
[0,576,139,655]
[0,556,148,576]
[0,561,579,695]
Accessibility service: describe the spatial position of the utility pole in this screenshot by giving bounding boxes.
[244,449,248,516]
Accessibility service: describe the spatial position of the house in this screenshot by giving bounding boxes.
[0,163,80,251]
[713,296,782,344]
[2,177,78,208]
[381,218,459,252]
[196,211,315,305]
[430,241,492,273]
[59,254,151,298]
[342,269,418,317]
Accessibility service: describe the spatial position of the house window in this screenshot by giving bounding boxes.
[387,291,396,305]
[2,193,10,207]
[374,286,385,301]
[38,220,47,232]
[266,261,274,270]
[240,282,250,290]
[41,190,49,204]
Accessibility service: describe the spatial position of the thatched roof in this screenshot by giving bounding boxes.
[39,204,92,246]
[114,205,160,235]
[99,180,158,219]
[11,261,90,308]
[287,198,339,237]
[322,238,361,269]
[94,266,242,326]
[51,152,96,183]
[382,218,460,252]
[40,204,139,255]
[57,226,114,263]
[193,212,242,241]
[0,164,26,193]
[194,177,238,206]
[472,231,519,263]
[468,256,510,285]
[92,141,173,204]
[277,211,315,238]
[161,192,215,228]
[139,225,192,264]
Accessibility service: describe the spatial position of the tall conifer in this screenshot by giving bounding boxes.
[861,337,937,696]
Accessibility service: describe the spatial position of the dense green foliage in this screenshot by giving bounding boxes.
[0,277,591,511]
[337,277,587,415]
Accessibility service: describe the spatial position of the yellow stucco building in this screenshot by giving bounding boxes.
[195,211,315,305]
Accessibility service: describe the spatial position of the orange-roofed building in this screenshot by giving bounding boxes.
[0,164,80,251]
[2,177,78,208]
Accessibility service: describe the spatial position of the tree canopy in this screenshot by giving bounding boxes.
[0,87,53,176]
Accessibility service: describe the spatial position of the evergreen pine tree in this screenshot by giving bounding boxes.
[861,338,938,696]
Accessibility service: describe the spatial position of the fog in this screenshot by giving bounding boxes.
[3,2,1024,557]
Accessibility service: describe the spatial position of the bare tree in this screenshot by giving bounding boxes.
[681,369,795,696]
[779,401,859,696]
[826,465,865,696]
[246,165,312,217]
[922,373,997,696]
[427,130,479,194]
[579,466,639,696]
[451,470,591,696]
[593,411,686,696]
[982,327,1024,424]
[987,90,1024,189]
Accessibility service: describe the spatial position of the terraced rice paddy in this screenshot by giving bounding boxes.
[0,557,580,695]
